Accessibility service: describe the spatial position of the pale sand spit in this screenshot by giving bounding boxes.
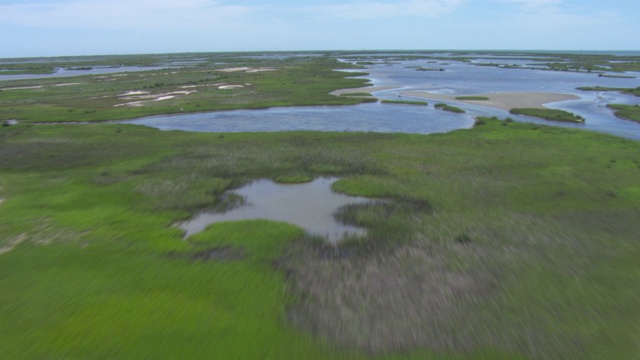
[114,90,197,107]
[218,85,244,90]
[119,90,150,96]
[401,91,580,111]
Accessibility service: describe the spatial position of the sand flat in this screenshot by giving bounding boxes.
[401,91,580,111]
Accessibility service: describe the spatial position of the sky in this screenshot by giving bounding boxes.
[1,0,639,58]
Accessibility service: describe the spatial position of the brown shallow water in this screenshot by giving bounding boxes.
[179,177,373,243]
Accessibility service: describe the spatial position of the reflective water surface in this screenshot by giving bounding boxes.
[0,66,167,81]
[179,178,373,243]
[125,102,475,134]
[126,58,640,140]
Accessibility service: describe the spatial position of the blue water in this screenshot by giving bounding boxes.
[123,58,640,140]
[124,102,474,134]
[0,66,167,81]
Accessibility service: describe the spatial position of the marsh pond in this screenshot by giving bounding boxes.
[179,177,373,243]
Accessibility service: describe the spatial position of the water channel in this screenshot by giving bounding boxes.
[125,57,640,140]
[0,66,168,81]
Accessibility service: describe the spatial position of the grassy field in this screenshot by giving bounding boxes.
[1,117,639,359]
[509,108,585,123]
[0,55,372,123]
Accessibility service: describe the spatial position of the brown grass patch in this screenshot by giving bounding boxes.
[279,238,501,354]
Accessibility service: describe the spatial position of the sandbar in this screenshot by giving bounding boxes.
[401,91,580,111]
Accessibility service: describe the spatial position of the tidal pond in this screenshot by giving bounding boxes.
[179,177,373,243]
[125,102,474,134]
[0,66,168,81]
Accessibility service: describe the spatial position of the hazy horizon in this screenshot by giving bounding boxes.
[2,0,639,58]
[2,48,640,61]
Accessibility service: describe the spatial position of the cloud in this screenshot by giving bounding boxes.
[310,0,465,19]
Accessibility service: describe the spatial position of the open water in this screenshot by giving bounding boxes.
[125,58,640,140]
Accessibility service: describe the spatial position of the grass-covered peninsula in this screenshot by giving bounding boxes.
[577,86,640,97]
[608,104,640,123]
[0,55,373,123]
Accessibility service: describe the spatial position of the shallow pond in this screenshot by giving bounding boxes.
[0,66,168,81]
[125,102,475,134]
[179,177,373,243]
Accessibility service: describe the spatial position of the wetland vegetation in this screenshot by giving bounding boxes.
[434,103,465,113]
[608,104,640,123]
[455,96,490,101]
[577,85,640,97]
[0,55,372,123]
[380,99,428,106]
[1,51,639,360]
[509,108,585,123]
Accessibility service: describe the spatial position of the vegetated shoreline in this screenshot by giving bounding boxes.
[330,86,396,96]
[607,104,640,123]
[400,91,580,111]
[509,108,585,123]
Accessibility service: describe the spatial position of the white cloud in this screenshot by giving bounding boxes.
[310,0,465,19]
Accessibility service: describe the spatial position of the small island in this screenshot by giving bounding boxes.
[435,103,465,113]
[577,86,640,97]
[509,108,585,123]
[381,99,428,106]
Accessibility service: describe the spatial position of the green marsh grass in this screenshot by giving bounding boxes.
[380,100,428,106]
[577,86,640,97]
[0,56,373,123]
[509,108,585,123]
[1,119,639,359]
[434,103,465,113]
[608,104,640,123]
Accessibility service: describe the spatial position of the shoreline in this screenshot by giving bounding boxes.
[330,86,396,96]
[400,91,580,111]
